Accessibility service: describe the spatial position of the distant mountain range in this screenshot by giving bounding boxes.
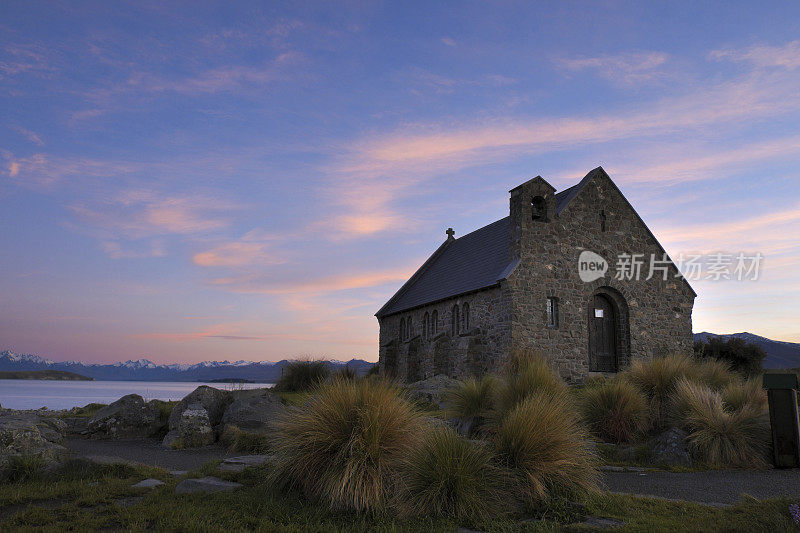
[0,350,375,382]
[693,332,800,369]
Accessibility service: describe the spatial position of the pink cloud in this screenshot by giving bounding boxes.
[555,51,670,84]
[710,41,800,70]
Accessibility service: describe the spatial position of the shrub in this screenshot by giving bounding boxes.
[579,378,648,444]
[396,428,511,520]
[446,376,497,420]
[624,354,694,426]
[335,365,358,381]
[495,390,598,506]
[694,337,767,376]
[495,350,567,420]
[270,377,423,511]
[721,379,767,413]
[273,359,330,392]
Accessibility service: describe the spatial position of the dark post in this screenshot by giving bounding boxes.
[763,373,800,468]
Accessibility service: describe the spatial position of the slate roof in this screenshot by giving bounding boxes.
[375,167,693,318]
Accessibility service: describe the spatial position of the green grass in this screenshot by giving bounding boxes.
[1,460,798,531]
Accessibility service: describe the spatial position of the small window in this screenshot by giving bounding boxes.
[531,196,547,221]
[462,303,470,332]
[432,310,438,335]
[423,312,429,340]
[407,317,412,339]
[546,297,559,328]
[594,309,604,318]
[600,210,607,232]
[451,304,460,336]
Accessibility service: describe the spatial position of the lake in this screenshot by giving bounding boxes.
[0,380,275,410]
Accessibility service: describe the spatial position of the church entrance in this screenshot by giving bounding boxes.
[588,293,618,372]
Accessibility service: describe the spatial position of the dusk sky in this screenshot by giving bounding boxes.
[2,1,800,364]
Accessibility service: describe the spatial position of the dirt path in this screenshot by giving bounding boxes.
[65,436,232,471]
[602,469,800,506]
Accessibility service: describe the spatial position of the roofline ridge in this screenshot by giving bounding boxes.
[374,237,454,317]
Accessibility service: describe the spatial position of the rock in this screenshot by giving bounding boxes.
[174,403,214,448]
[0,412,68,467]
[448,415,481,437]
[132,478,164,489]
[651,427,692,467]
[407,374,459,409]
[218,455,272,472]
[220,390,285,434]
[175,476,243,494]
[87,395,165,439]
[165,386,230,445]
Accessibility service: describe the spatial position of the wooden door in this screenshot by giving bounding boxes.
[589,294,617,372]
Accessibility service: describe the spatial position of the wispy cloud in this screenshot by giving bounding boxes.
[710,41,800,69]
[13,126,45,146]
[554,51,670,85]
[0,44,54,81]
[400,67,516,95]
[193,230,289,267]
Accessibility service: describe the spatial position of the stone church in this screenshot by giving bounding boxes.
[375,167,695,382]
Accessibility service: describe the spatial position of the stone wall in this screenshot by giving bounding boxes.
[505,172,695,381]
[377,285,511,380]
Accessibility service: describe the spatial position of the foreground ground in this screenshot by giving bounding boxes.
[0,437,797,532]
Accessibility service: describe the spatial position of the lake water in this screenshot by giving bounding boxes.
[0,380,275,410]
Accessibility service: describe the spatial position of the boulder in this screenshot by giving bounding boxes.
[132,478,164,489]
[175,476,243,494]
[87,394,165,439]
[167,386,230,432]
[651,427,692,467]
[0,412,68,467]
[167,403,214,448]
[221,389,285,433]
[406,374,459,409]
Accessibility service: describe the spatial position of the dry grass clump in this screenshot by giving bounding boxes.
[396,427,511,520]
[721,379,767,413]
[270,377,422,511]
[687,359,737,390]
[273,359,331,392]
[494,350,568,420]
[579,378,648,444]
[495,390,598,505]
[670,377,770,467]
[684,397,770,468]
[445,376,497,420]
[624,354,694,425]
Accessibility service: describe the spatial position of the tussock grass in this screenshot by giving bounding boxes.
[273,359,330,392]
[624,354,695,425]
[722,378,767,413]
[579,378,648,444]
[495,390,598,506]
[670,377,770,467]
[396,427,511,520]
[687,359,737,390]
[494,350,567,420]
[220,426,271,454]
[684,398,770,468]
[444,376,497,432]
[270,377,423,511]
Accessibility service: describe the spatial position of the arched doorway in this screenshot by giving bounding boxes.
[588,292,620,372]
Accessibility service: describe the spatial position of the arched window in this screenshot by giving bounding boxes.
[451,304,460,336]
[531,196,547,221]
[423,312,429,340]
[462,303,470,332]
[399,318,405,341]
[432,310,438,335]
[407,317,412,340]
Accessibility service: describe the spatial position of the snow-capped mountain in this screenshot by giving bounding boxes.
[0,350,373,382]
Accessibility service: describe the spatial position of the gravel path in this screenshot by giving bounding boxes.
[602,469,800,506]
[65,437,232,471]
